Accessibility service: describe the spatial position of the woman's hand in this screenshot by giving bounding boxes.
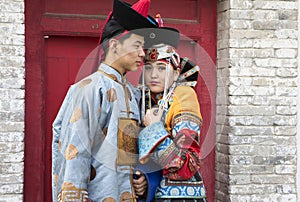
[133,171,147,196]
[143,108,163,126]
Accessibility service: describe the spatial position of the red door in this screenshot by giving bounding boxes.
[25,0,216,201]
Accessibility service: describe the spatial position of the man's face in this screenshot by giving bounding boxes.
[114,33,145,73]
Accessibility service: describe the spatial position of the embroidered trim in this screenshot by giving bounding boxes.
[157,143,178,166]
[98,69,120,83]
[180,57,189,69]
[172,113,202,129]
[155,175,207,199]
[155,196,206,199]
[178,66,200,82]
[165,176,204,187]
[177,81,197,87]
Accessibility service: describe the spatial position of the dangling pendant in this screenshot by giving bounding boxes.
[117,118,139,166]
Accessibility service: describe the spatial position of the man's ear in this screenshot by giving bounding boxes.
[108,38,119,52]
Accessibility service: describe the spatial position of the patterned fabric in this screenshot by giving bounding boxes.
[58,182,88,202]
[155,199,206,202]
[138,85,206,200]
[52,63,141,202]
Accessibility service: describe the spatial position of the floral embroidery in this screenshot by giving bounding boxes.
[79,79,92,88]
[70,107,82,123]
[120,191,133,202]
[103,197,116,202]
[106,88,117,102]
[65,144,78,160]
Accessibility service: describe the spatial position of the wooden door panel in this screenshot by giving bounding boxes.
[45,0,112,15]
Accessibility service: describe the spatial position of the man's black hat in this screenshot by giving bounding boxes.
[100,0,158,44]
[113,0,158,31]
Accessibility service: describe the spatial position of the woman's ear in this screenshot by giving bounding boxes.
[173,69,180,81]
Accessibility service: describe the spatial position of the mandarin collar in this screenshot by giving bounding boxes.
[98,63,124,82]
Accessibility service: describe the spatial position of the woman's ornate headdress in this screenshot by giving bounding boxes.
[140,15,200,118]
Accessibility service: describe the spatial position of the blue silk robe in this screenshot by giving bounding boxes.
[52,63,141,202]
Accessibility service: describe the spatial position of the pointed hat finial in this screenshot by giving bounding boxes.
[131,0,151,17]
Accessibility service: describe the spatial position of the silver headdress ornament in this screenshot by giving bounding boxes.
[144,44,180,69]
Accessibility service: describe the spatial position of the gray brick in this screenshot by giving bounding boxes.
[253,20,278,30]
[0,122,24,132]
[0,163,23,174]
[230,0,253,10]
[0,132,23,142]
[0,194,22,202]
[0,184,23,194]
[0,152,24,163]
[252,174,295,184]
[0,174,23,184]
[228,106,275,116]
[274,126,297,136]
[254,1,298,10]
[275,165,296,174]
[254,155,296,165]
[0,142,23,153]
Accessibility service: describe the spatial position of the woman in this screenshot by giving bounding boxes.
[134,36,207,202]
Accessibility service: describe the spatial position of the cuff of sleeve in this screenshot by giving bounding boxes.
[139,121,170,162]
[135,161,162,202]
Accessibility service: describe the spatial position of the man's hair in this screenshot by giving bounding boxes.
[100,19,124,45]
[100,19,133,61]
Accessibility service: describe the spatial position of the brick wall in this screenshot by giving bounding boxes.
[216,0,298,201]
[0,0,25,201]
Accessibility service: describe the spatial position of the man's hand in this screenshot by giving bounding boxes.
[133,171,147,196]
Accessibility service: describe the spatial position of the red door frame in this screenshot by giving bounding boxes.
[24,0,216,201]
[24,0,45,201]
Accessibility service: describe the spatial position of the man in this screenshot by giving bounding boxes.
[51,0,158,201]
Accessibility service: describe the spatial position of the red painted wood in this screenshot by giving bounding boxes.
[45,0,112,15]
[41,16,104,37]
[25,0,216,201]
[24,0,45,201]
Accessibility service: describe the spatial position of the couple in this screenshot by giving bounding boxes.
[51,0,206,201]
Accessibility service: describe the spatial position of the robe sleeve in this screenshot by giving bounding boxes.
[52,81,104,202]
[139,86,202,180]
[52,86,76,202]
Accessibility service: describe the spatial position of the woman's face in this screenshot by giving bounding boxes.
[144,60,180,93]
